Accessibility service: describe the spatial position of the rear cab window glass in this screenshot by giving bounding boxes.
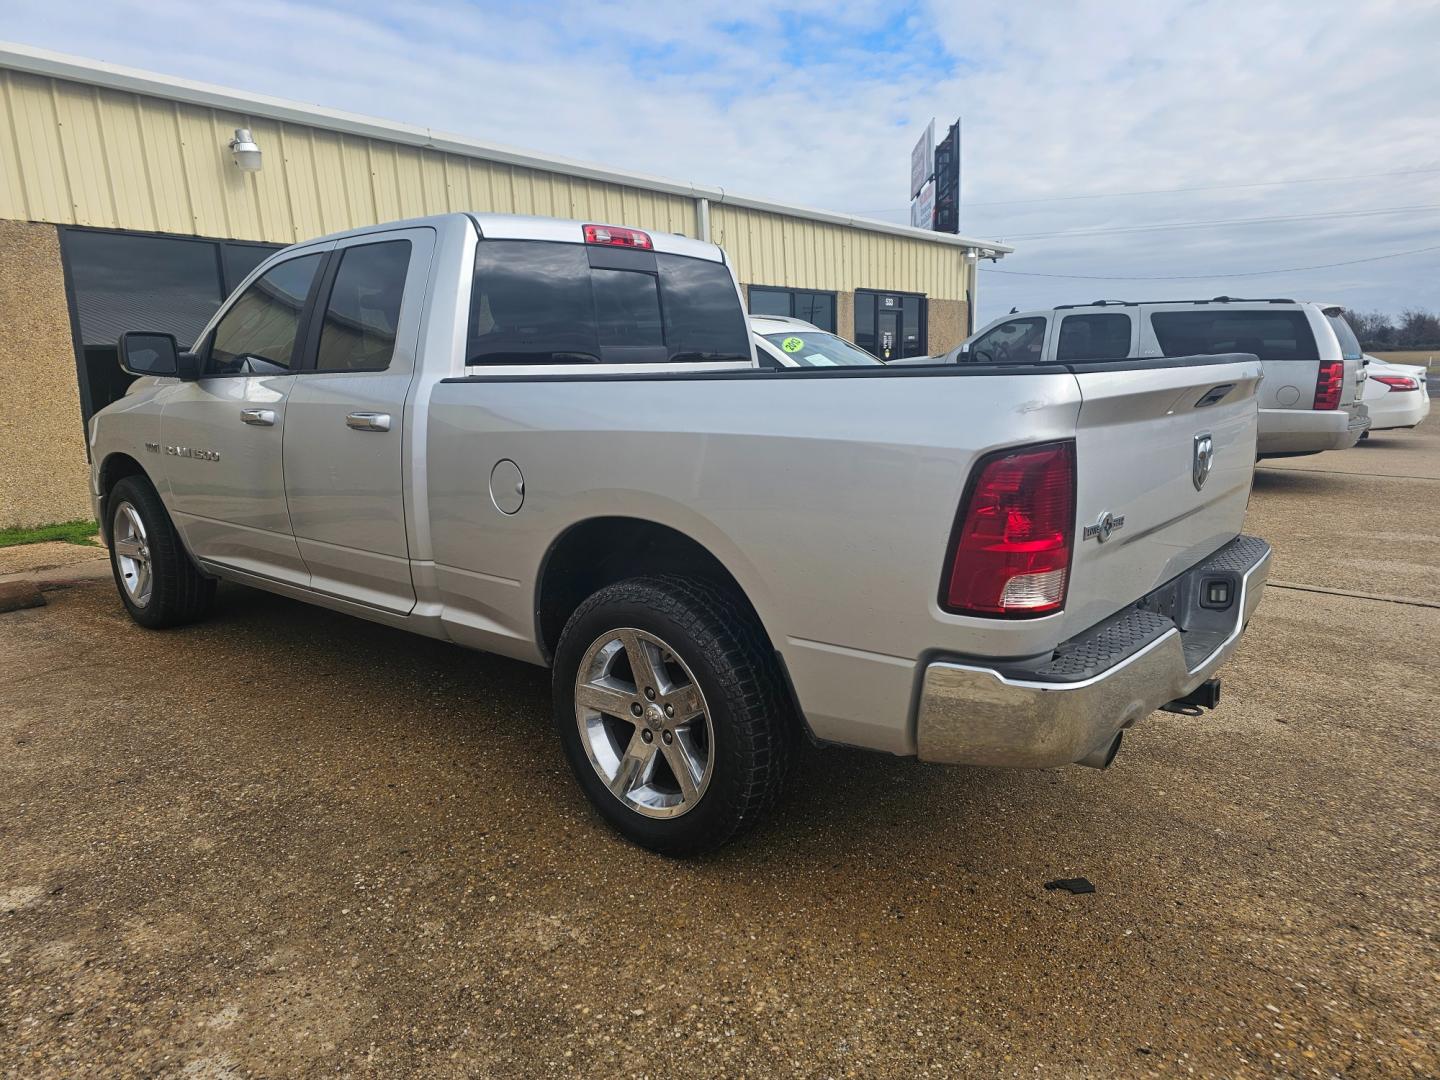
[469,242,597,364]
[968,316,1047,363]
[1149,310,1318,361]
[1056,313,1132,361]
[207,253,323,375]
[467,240,749,366]
[315,240,411,372]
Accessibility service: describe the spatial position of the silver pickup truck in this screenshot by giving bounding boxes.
[90,213,1271,854]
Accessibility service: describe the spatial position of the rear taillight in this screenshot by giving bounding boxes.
[1313,360,1344,409]
[942,441,1076,618]
[1373,375,1419,392]
[583,223,653,250]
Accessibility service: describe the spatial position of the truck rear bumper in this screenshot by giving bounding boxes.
[914,535,1271,769]
[1257,405,1368,456]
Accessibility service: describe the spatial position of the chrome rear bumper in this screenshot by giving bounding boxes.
[915,535,1271,768]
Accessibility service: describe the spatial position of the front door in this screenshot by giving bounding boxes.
[161,250,328,585]
[877,309,899,361]
[855,291,927,361]
[282,228,434,614]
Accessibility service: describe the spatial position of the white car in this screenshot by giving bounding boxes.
[750,315,883,367]
[1361,355,1430,435]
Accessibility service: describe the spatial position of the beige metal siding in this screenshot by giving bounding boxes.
[712,204,969,301]
[0,69,697,244]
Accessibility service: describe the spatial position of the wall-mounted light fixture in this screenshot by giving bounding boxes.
[228,128,262,172]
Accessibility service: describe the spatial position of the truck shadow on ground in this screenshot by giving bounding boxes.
[186,582,1105,878]
[1250,467,1352,495]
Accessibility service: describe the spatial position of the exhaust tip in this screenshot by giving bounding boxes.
[1076,731,1123,770]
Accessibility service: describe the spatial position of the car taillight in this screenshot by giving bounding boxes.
[1373,375,1419,392]
[942,441,1075,618]
[1313,360,1344,409]
[583,224,653,250]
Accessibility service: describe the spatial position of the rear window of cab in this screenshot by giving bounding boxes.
[466,240,750,365]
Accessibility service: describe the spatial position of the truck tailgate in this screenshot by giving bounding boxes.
[1062,355,1263,634]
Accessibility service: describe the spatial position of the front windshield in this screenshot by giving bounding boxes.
[762,330,882,367]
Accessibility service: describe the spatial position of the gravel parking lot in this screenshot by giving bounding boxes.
[2,427,1437,1078]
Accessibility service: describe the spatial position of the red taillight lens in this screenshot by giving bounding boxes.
[1313,360,1344,409]
[583,224,653,250]
[1373,375,1419,392]
[942,441,1076,618]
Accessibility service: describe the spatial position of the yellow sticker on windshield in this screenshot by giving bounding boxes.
[781,336,804,353]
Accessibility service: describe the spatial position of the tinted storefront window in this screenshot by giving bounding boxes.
[60,228,284,420]
[747,286,837,332]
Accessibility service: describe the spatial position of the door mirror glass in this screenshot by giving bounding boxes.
[118,331,179,376]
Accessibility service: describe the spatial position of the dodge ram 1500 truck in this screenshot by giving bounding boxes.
[91,213,1271,855]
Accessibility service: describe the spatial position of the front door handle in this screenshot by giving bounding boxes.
[240,408,276,427]
[346,411,391,432]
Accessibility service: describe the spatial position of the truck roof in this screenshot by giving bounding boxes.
[284,211,726,263]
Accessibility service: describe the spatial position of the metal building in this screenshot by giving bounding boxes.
[0,42,1012,528]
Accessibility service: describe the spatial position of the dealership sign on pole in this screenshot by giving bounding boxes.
[911,179,936,230]
[908,117,961,235]
[909,118,935,199]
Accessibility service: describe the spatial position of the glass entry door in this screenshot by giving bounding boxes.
[855,291,927,360]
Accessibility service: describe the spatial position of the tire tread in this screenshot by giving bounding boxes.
[555,575,796,855]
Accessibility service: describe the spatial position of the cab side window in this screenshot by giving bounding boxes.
[314,240,412,372]
[207,254,323,376]
[1056,313,1132,362]
[969,316,1047,363]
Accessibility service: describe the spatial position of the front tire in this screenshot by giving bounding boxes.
[552,576,794,856]
[107,475,216,629]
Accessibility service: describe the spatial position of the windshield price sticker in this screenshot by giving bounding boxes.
[781,336,805,353]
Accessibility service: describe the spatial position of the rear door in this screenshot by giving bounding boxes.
[1317,306,1366,406]
[282,227,435,613]
[1061,357,1264,634]
[161,249,328,585]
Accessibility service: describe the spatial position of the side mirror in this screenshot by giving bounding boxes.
[117,331,201,380]
[118,331,179,377]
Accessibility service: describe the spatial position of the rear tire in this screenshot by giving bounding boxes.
[107,475,216,629]
[551,576,795,856]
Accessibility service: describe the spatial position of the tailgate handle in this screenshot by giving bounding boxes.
[1195,384,1235,408]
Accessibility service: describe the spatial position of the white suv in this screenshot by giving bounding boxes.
[944,298,1370,458]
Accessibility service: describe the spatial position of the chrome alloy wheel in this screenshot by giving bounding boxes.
[574,628,715,819]
[112,501,153,607]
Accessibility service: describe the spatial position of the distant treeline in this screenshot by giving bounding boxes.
[1340,308,1440,351]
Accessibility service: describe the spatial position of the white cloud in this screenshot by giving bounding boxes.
[5,0,1438,319]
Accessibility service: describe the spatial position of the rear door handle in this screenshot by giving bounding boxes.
[346,411,391,432]
[240,408,276,427]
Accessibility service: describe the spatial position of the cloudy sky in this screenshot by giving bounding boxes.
[7,0,1439,321]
